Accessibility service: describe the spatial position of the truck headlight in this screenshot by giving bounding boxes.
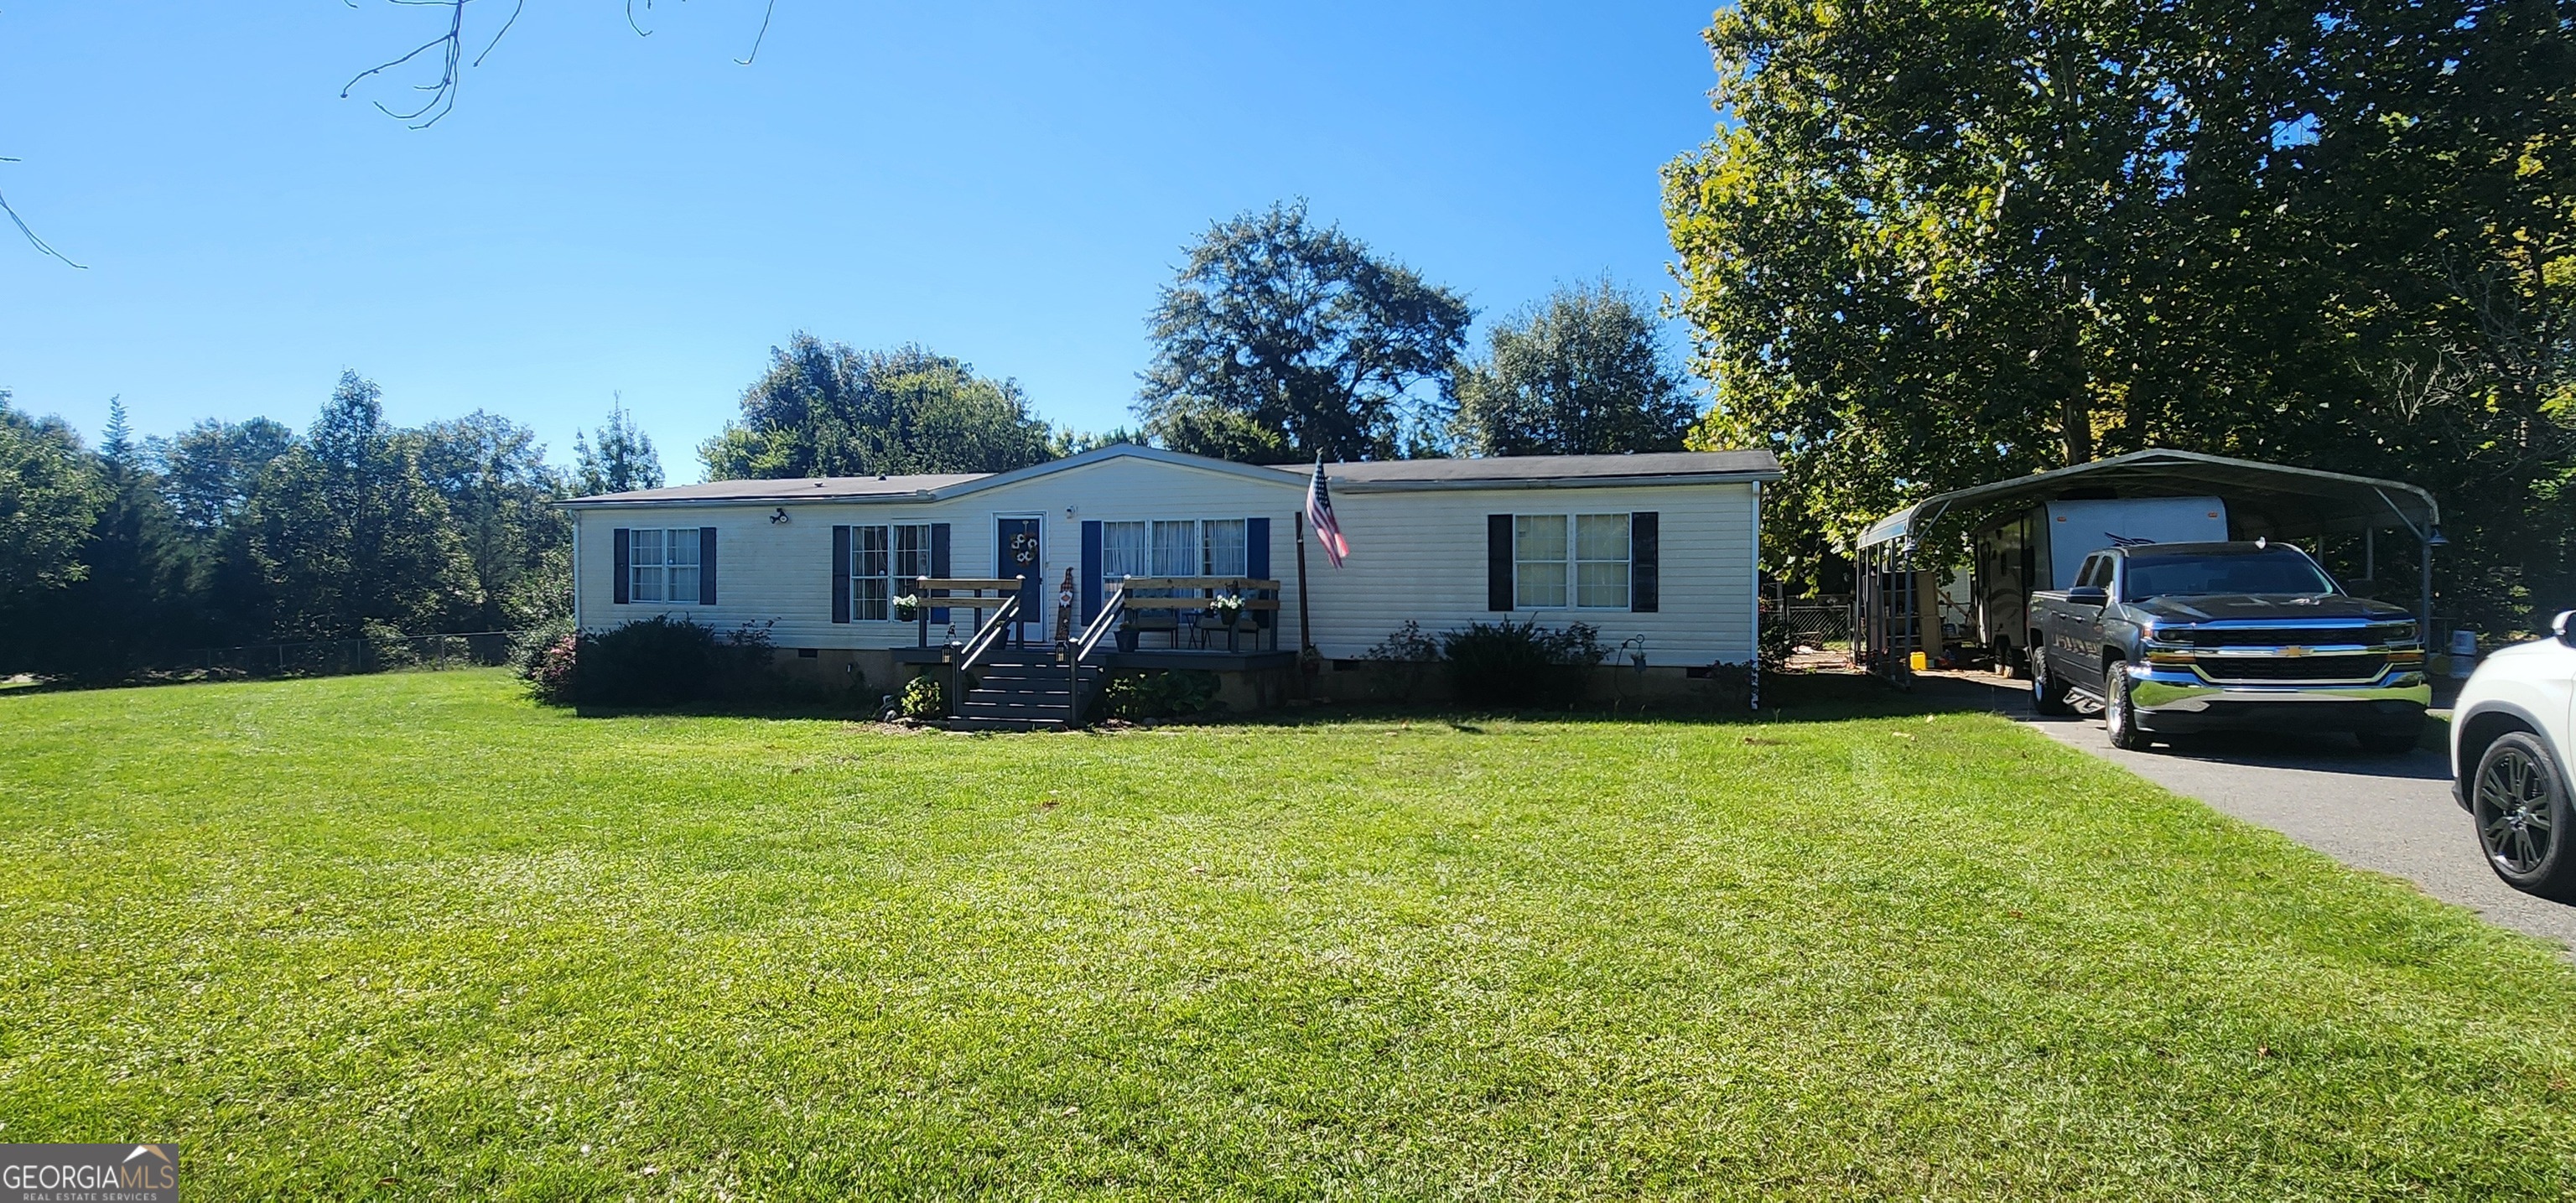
[2144,649,2195,666]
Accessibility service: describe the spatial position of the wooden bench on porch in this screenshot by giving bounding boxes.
[1111,577,1283,653]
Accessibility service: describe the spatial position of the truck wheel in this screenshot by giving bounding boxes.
[2470,732,2576,900]
[2355,713,2426,757]
[2102,661,2152,750]
[2030,647,2073,717]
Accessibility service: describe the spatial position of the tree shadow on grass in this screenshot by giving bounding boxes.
[1112,671,1940,734]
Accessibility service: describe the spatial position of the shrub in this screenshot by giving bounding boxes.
[520,616,778,708]
[1363,620,1441,703]
[1758,606,1796,672]
[1094,669,1221,721]
[896,674,948,720]
[1440,619,1607,709]
[361,620,418,671]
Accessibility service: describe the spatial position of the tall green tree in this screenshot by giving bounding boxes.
[572,401,666,496]
[417,412,573,629]
[0,391,107,669]
[701,336,1057,479]
[1666,0,2575,616]
[1448,280,1696,457]
[56,397,184,672]
[239,372,477,640]
[1139,201,1474,463]
[150,417,295,542]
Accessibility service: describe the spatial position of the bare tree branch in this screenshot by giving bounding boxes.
[0,158,86,269]
[343,1,776,129]
[735,0,778,65]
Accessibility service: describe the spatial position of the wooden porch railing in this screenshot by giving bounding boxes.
[910,577,1031,647]
[945,593,1023,717]
[1062,583,1128,729]
[1112,577,1283,652]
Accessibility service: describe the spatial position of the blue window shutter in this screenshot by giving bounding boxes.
[1630,512,1659,613]
[929,522,952,624]
[612,527,631,605]
[1244,516,1270,629]
[699,527,719,605]
[1080,521,1103,623]
[1487,515,1514,611]
[831,525,851,624]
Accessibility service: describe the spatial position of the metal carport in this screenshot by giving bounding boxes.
[1848,449,2443,682]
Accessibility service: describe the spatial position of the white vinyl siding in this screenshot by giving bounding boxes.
[631,528,701,604]
[572,450,1761,667]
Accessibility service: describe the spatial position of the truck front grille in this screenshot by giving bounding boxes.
[2195,654,2388,683]
[2170,625,2413,648]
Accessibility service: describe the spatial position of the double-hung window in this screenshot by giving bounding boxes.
[1101,521,1148,590]
[630,528,701,604]
[1150,521,1199,577]
[1573,514,1630,609]
[1512,514,1630,609]
[1105,518,1251,601]
[850,523,932,620]
[1201,519,1248,577]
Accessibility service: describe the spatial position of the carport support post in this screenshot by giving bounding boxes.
[2421,533,2435,646]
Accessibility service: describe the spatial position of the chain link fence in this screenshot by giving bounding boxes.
[1778,594,1852,644]
[154,630,538,682]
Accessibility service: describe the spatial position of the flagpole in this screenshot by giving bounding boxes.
[1294,511,1314,658]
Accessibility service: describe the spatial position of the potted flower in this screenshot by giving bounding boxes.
[1209,594,1247,624]
[892,594,922,622]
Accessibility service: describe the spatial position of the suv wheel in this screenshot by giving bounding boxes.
[2030,647,2073,717]
[2470,732,2576,900]
[2103,661,2152,750]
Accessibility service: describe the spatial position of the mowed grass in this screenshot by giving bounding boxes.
[3,672,2573,1199]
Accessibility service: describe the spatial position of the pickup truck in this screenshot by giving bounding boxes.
[2027,540,2430,753]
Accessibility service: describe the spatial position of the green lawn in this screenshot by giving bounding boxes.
[3,672,2573,1199]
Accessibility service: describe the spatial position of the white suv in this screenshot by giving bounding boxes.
[2452,611,2576,900]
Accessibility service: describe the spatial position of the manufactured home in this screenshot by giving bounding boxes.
[559,444,1779,717]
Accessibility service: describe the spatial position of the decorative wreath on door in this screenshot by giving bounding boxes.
[1010,531,1039,566]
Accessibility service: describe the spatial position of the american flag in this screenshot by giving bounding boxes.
[1306,455,1349,568]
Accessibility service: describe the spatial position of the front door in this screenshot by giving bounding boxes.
[997,516,1044,643]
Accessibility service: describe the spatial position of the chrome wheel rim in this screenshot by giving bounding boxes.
[2475,747,2558,876]
[2106,666,2130,736]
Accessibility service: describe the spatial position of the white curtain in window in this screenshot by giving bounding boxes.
[1202,519,1247,578]
[1102,521,1148,583]
[854,526,890,620]
[1151,521,1198,577]
[1514,515,1568,609]
[893,524,930,589]
[1574,514,1629,609]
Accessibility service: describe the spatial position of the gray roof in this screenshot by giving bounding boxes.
[559,445,1780,508]
[1855,449,2440,550]
[562,472,987,507]
[1275,449,1783,490]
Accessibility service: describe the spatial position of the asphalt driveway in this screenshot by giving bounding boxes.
[1921,672,2576,954]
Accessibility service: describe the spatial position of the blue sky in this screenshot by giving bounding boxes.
[0,2,1722,482]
